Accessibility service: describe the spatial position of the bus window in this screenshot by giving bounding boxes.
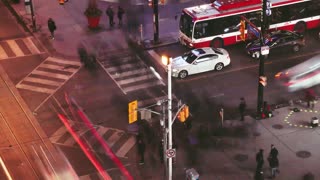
[179,12,193,38]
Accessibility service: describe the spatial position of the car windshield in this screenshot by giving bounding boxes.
[182,51,198,64]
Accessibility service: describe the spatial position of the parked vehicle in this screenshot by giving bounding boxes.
[246,30,305,59]
[275,54,320,92]
[171,47,230,79]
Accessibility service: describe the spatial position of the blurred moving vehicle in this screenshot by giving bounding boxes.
[171,47,230,79]
[275,54,320,92]
[246,30,305,59]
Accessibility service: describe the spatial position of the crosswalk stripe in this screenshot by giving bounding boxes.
[23,76,61,86]
[106,62,144,72]
[124,81,163,93]
[101,56,133,65]
[87,127,110,143]
[111,69,149,78]
[148,50,165,69]
[0,45,8,59]
[64,128,89,146]
[138,95,168,107]
[117,74,157,85]
[32,69,70,80]
[39,63,77,73]
[106,131,122,147]
[47,57,82,66]
[115,136,136,158]
[23,37,40,54]
[7,40,24,56]
[15,83,55,94]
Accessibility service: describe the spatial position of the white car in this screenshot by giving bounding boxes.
[171,47,231,79]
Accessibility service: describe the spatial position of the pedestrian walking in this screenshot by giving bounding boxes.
[137,135,145,165]
[117,6,125,26]
[106,6,115,27]
[305,88,316,109]
[47,18,56,39]
[256,149,264,172]
[239,97,247,121]
[269,144,278,158]
[268,156,279,178]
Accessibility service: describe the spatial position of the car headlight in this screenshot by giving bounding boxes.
[172,68,178,72]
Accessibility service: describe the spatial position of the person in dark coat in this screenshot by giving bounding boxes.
[256,149,264,172]
[117,6,125,26]
[47,18,56,39]
[268,156,279,178]
[270,144,278,158]
[137,135,145,165]
[106,6,115,27]
[239,97,247,121]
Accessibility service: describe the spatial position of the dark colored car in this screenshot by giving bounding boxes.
[246,30,305,59]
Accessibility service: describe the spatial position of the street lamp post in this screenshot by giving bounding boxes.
[162,55,173,180]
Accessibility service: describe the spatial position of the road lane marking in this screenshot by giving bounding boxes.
[15,83,55,94]
[0,45,8,59]
[117,74,156,85]
[105,132,122,147]
[23,37,40,54]
[23,77,61,86]
[6,40,24,56]
[123,81,163,93]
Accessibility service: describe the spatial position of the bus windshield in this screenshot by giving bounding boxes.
[179,12,193,38]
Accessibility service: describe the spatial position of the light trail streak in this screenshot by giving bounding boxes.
[0,157,13,180]
[57,114,111,180]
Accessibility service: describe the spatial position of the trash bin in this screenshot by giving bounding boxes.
[186,168,199,180]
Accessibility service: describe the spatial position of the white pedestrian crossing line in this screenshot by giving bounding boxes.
[115,136,136,158]
[23,37,40,54]
[117,74,156,85]
[23,77,61,86]
[16,57,82,94]
[123,81,163,93]
[106,62,145,72]
[0,37,45,60]
[7,40,24,56]
[50,124,136,158]
[111,69,149,78]
[0,45,8,59]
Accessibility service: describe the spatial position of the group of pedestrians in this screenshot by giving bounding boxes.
[255,144,280,179]
[106,5,125,28]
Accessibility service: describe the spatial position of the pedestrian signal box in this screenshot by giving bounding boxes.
[259,76,267,87]
[178,105,190,123]
[128,100,138,124]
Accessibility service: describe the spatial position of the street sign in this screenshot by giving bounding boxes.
[166,148,176,158]
[266,0,272,16]
[261,46,269,55]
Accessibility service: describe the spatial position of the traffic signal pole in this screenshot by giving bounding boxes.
[257,0,267,117]
[153,0,159,43]
[167,61,173,180]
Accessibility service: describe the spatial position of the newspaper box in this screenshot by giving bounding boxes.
[186,168,199,180]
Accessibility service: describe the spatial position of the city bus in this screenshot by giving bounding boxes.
[179,0,320,48]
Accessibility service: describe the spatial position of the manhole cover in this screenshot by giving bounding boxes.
[253,132,261,136]
[234,154,248,162]
[272,124,284,129]
[296,151,311,158]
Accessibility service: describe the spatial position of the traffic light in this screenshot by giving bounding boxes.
[259,76,267,87]
[178,105,190,123]
[239,20,246,41]
[128,100,138,124]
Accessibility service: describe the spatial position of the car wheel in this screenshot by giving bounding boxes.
[211,38,224,48]
[215,63,224,71]
[293,44,300,52]
[294,21,306,34]
[178,70,188,79]
[252,51,260,59]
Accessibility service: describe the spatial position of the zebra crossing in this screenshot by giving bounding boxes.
[50,122,136,158]
[99,50,165,94]
[0,37,45,60]
[16,57,82,94]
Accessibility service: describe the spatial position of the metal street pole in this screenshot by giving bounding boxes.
[257,0,267,117]
[161,100,167,179]
[167,60,173,180]
[30,0,37,32]
[152,0,159,43]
